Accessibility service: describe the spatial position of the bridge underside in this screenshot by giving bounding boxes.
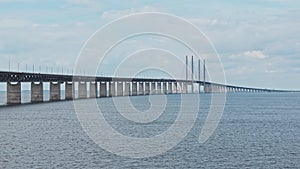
[0,71,282,105]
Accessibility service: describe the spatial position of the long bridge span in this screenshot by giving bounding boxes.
[0,70,284,105]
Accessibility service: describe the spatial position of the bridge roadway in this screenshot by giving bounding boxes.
[0,71,284,105]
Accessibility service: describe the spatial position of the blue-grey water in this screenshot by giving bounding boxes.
[1,93,300,168]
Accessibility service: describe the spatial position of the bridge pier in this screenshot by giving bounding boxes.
[178,83,182,94]
[221,86,225,92]
[124,82,130,96]
[204,84,212,93]
[209,84,213,93]
[157,82,162,95]
[50,82,61,101]
[214,85,219,93]
[31,82,43,103]
[145,82,150,95]
[132,82,137,96]
[185,82,189,93]
[117,82,123,96]
[90,82,97,98]
[78,82,87,99]
[100,82,107,97]
[7,82,21,105]
[163,82,167,94]
[174,82,178,94]
[65,82,74,100]
[215,85,219,93]
[168,82,172,94]
[150,82,155,94]
[138,82,144,95]
[181,82,188,94]
[109,82,115,97]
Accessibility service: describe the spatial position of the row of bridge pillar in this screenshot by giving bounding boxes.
[6,81,185,105]
[5,81,266,105]
[203,84,266,93]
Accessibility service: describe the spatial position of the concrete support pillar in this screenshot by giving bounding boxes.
[31,82,43,103]
[109,82,115,97]
[174,82,178,94]
[205,84,212,93]
[50,82,61,101]
[7,82,21,105]
[212,85,216,93]
[182,82,187,94]
[204,84,209,93]
[100,82,107,97]
[90,82,97,98]
[151,82,156,94]
[163,82,167,94]
[78,82,87,99]
[179,82,183,94]
[168,82,172,94]
[117,82,123,96]
[138,82,144,95]
[157,82,161,95]
[145,82,150,95]
[65,82,74,100]
[132,82,137,96]
[124,82,130,96]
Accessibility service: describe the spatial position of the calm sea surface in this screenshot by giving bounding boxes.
[1,93,300,168]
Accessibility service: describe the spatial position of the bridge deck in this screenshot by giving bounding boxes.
[0,71,286,92]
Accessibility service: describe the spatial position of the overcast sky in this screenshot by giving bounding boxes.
[0,0,299,90]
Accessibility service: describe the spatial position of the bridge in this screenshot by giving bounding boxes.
[0,73,284,105]
[0,56,287,105]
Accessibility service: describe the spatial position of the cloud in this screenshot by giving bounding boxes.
[101,6,165,20]
[244,50,267,59]
[0,1,299,90]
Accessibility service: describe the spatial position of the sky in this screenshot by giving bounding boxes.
[0,0,299,90]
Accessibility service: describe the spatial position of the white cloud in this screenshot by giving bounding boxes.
[244,50,267,59]
[0,18,32,28]
[101,6,165,20]
[0,1,299,89]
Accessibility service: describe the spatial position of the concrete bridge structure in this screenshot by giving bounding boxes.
[0,70,284,105]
